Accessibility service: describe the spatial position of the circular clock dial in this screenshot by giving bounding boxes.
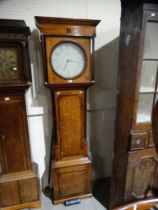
[0,48,18,81]
[51,42,86,79]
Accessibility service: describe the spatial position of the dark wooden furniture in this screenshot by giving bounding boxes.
[110,1,158,208]
[0,19,40,209]
[35,16,100,204]
[113,198,158,210]
[152,100,158,155]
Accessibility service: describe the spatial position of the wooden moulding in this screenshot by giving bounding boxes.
[0,19,30,39]
[53,156,91,168]
[0,84,31,95]
[0,201,41,210]
[35,16,100,37]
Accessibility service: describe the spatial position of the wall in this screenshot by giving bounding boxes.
[0,0,121,184]
[87,0,120,178]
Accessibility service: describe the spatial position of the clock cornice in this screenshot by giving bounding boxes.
[35,16,100,37]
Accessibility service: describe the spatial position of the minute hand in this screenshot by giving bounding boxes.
[68,59,81,64]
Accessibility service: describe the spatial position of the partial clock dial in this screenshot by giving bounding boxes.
[0,47,19,81]
[51,42,86,79]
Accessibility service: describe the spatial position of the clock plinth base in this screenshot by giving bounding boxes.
[0,164,40,209]
[52,157,92,203]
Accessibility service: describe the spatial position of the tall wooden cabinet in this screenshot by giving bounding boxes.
[110,1,158,208]
[0,19,40,209]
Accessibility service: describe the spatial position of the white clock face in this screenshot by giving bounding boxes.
[51,42,86,79]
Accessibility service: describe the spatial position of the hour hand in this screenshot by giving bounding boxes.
[63,60,69,71]
[68,59,81,64]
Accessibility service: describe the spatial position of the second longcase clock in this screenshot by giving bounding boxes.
[35,16,100,203]
[0,19,40,209]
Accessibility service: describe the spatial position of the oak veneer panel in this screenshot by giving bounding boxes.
[19,177,39,203]
[59,169,86,196]
[53,161,92,200]
[0,181,20,207]
[54,90,86,159]
[0,94,31,174]
[0,167,40,208]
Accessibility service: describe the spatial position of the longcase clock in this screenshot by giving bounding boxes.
[0,19,40,209]
[35,16,100,204]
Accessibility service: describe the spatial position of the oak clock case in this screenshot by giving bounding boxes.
[35,16,100,204]
[0,19,40,209]
[110,2,158,209]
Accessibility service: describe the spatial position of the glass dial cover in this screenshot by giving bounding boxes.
[51,42,86,79]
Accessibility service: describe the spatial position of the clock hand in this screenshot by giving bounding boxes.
[67,59,81,64]
[63,60,69,71]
